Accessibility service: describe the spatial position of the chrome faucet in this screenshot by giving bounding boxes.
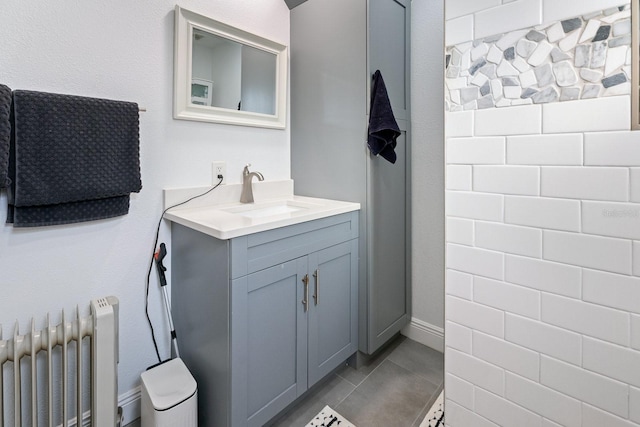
[240,164,264,203]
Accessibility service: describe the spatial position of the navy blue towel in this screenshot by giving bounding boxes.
[367,70,400,164]
[8,90,142,227]
[0,84,10,188]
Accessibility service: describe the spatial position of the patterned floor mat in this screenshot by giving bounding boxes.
[306,405,356,427]
[420,391,444,427]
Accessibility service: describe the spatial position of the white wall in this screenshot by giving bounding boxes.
[0,0,289,423]
[445,0,640,426]
[405,0,446,351]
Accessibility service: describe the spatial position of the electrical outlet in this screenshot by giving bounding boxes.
[212,161,227,185]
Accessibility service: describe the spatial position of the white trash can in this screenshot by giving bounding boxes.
[141,358,198,427]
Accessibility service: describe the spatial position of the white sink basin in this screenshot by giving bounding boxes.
[221,201,310,218]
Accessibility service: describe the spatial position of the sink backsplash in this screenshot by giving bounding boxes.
[163,179,294,211]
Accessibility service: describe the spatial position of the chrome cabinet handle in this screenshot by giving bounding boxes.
[302,274,309,312]
[313,269,319,305]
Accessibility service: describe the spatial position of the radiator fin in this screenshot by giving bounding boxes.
[0,296,118,427]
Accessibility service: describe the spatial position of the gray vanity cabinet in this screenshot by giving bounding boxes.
[290,0,411,355]
[171,212,358,427]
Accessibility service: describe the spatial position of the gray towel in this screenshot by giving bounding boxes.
[0,84,10,188]
[8,90,142,227]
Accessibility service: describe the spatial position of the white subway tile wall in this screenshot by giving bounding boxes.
[475,104,542,135]
[446,400,500,427]
[504,254,582,297]
[542,97,631,134]
[632,168,640,203]
[505,372,582,427]
[504,195,581,232]
[444,373,474,410]
[444,2,640,425]
[447,243,505,279]
[473,331,541,381]
[446,268,474,299]
[446,294,505,337]
[446,191,504,221]
[474,386,543,427]
[632,315,640,351]
[446,348,506,395]
[582,269,640,314]
[474,0,542,40]
[540,293,630,345]
[474,275,541,318]
[446,165,473,190]
[540,166,630,202]
[445,0,501,21]
[542,0,631,23]
[446,14,475,46]
[584,132,640,165]
[542,419,564,427]
[582,201,640,240]
[540,356,629,417]
[543,230,633,274]
[581,404,640,427]
[505,313,582,365]
[445,320,473,353]
[445,111,474,137]
[582,337,640,388]
[475,221,542,258]
[473,165,540,195]
[631,387,640,423]
[447,136,505,164]
[506,134,583,165]
[446,217,474,246]
[634,241,640,276]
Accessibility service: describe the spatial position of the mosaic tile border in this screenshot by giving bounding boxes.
[445,4,632,111]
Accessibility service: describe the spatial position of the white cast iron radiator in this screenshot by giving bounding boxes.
[0,296,119,427]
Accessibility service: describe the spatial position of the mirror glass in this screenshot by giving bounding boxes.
[192,29,277,115]
[174,6,287,129]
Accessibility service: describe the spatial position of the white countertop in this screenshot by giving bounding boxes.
[163,180,360,240]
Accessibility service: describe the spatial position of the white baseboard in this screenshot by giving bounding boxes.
[56,387,140,427]
[119,386,142,425]
[401,318,444,352]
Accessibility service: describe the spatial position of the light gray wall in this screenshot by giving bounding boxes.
[409,0,446,338]
[0,1,289,424]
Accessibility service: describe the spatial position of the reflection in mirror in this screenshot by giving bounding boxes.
[191,29,277,115]
[174,6,287,129]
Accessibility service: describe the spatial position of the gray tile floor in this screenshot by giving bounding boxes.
[269,335,444,427]
[125,335,444,427]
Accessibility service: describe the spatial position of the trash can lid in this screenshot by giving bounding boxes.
[141,358,197,411]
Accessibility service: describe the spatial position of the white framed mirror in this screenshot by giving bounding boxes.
[173,5,288,129]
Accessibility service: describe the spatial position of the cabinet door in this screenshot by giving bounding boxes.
[307,240,358,387]
[369,0,410,121]
[367,128,410,353]
[231,257,308,427]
